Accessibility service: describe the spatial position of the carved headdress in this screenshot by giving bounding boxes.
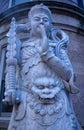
[28,4,52,21]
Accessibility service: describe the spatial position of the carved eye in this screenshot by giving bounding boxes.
[34,17,40,21]
[43,17,49,22]
[49,85,54,89]
[38,85,44,89]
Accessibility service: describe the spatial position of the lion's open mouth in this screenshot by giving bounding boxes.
[39,97,56,103]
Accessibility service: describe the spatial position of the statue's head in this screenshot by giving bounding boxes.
[28,4,52,37]
[28,4,52,21]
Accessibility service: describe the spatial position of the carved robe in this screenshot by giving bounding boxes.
[8,39,82,130]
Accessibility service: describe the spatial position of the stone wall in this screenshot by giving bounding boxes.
[68,32,84,126]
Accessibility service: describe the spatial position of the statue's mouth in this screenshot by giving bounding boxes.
[39,97,56,104]
[38,92,56,100]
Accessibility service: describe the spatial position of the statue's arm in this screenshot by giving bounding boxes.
[60,48,73,75]
[41,48,72,82]
[39,26,71,81]
[59,48,79,93]
[41,46,79,93]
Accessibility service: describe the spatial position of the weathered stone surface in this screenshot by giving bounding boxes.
[67,32,84,126]
[2,4,82,130]
[0,1,84,129]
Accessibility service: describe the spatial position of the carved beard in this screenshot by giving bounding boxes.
[26,90,64,116]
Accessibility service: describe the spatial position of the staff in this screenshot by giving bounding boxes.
[3,18,20,105]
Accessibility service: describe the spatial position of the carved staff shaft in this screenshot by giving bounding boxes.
[6,17,17,90]
[3,18,20,105]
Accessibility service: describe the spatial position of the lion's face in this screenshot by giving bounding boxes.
[31,77,60,101]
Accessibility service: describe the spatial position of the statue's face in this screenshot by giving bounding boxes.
[31,77,58,100]
[30,12,50,36]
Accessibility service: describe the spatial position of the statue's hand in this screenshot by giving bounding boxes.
[39,24,47,38]
[39,24,49,53]
[2,89,20,105]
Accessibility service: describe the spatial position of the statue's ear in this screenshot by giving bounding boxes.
[26,19,31,32]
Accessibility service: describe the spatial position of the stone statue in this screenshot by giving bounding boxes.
[3,4,82,130]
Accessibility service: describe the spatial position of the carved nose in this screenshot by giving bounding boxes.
[42,88,50,94]
[40,22,44,25]
[40,19,44,25]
